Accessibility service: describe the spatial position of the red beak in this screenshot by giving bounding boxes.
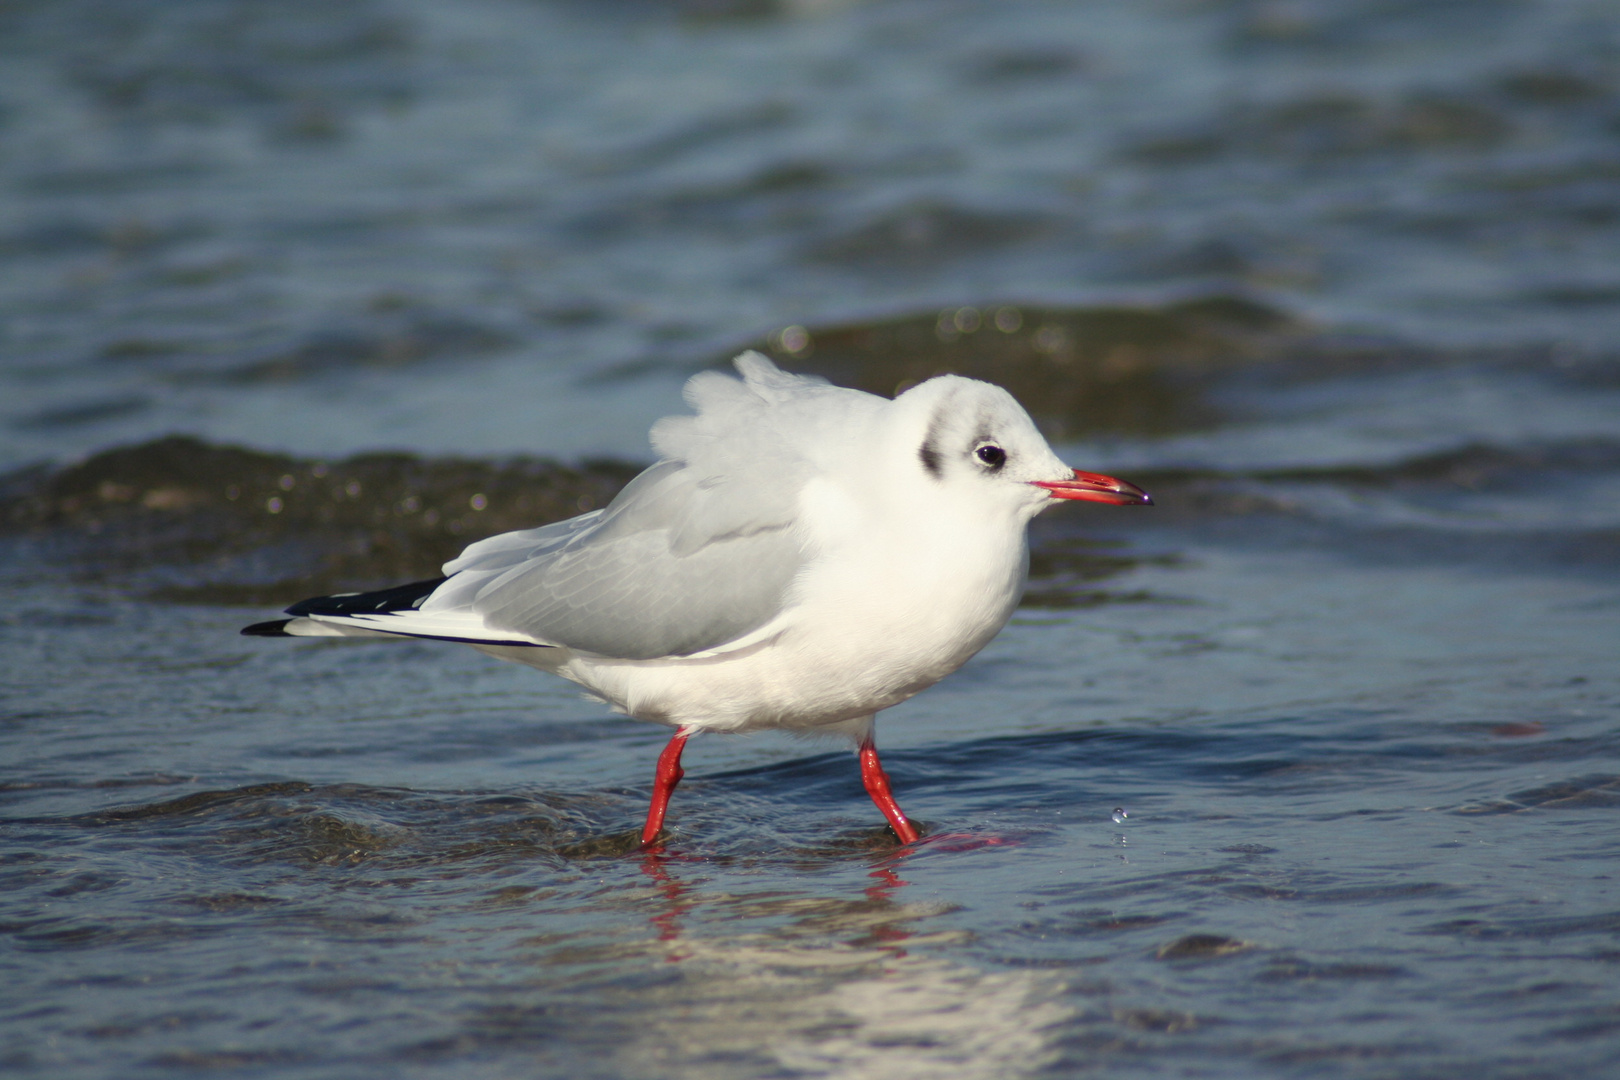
[1031,469,1153,506]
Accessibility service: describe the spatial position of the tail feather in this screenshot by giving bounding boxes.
[240,575,548,648]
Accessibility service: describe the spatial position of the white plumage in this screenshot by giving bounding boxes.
[246,352,1150,845]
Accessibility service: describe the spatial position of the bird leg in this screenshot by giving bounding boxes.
[859,736,920,844]
[641,727,692,848]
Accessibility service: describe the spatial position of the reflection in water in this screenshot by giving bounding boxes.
[859,863,912,951]
[623,849,1070,1080]
[640,852,699,950]
[640,849,918,956]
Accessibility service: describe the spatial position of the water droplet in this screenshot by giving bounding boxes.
[469,493,487,511]
[1111,807,1128,824]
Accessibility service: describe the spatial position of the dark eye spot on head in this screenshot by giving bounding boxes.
[919,407,947,480]
[919,441,942,479]
[976,444,1006,470]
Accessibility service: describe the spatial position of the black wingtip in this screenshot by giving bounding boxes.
[285,576,449,618]
[241,619,295,637]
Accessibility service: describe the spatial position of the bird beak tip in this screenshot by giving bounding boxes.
[1032,470,1153,507]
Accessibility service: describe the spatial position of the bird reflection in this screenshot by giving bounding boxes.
[857,861,913,951]
[638,845,926,961]
[640,850,700,953]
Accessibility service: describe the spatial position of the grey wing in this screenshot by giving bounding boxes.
[422,353,863,660]
[428,461,807,660]
[467,520,801,660]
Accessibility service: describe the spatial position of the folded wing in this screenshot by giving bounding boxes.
[425,353,869,660]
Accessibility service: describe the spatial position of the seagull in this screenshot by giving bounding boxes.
[243,352,1150,846]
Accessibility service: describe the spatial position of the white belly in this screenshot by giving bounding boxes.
[537,520,1029,734]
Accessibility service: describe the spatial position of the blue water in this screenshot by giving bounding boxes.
[3,1,1620,1077]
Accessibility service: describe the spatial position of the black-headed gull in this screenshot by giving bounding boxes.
[244,353,1150,845]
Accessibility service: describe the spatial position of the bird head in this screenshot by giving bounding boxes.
[892,375,1152,516]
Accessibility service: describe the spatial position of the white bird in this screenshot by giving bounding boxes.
[243,352,1150,846]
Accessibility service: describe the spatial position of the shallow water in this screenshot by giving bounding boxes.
[4,1,1620,1078]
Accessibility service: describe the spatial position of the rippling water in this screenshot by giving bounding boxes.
[3,1,1620,1077]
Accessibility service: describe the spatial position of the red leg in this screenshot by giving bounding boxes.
[859,736,920,844]
[641,727,692,848]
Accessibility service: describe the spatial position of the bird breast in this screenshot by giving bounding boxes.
[554,475,1032,733]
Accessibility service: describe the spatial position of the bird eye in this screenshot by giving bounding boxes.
[975,444,1006,469]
